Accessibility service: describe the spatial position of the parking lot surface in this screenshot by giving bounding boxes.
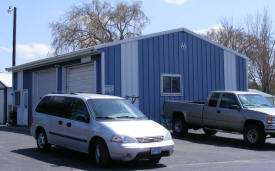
[1,126,275,171]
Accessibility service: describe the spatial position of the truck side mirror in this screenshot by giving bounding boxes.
[230,105,241,111]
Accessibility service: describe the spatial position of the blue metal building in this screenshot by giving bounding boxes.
[7,28,248,126]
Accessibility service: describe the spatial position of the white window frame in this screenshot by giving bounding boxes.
[161,74,183,96]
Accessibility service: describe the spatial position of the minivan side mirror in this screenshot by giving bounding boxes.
[230,104,241,111]
[76,115,90,123]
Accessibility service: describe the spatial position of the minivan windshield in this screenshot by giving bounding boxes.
[238,94,273,108]
[87,99,147,119]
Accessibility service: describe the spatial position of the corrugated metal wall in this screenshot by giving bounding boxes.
[138,31,226,122]
[98,45,121,96]
[236,56,248,91]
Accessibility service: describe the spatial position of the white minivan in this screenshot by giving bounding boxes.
[31,93,174,167]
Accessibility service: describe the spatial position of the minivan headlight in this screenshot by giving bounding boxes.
[111,135,137,143]
[164,131,172,141]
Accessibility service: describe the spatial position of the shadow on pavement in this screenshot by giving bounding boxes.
[173,132,275,151]
[0,126,30,136]
[11,146,166,171]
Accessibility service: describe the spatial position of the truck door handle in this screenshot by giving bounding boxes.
[58,120,63,125]
[67,122,71,127]
[216,110,221,113]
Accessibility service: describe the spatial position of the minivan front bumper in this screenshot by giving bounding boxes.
[108,140,174,161]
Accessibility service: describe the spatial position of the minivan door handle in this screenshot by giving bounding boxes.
[66,122,71,127]
[58,120,63,125]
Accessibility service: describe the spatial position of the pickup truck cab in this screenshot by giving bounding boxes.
[163,91,275,147]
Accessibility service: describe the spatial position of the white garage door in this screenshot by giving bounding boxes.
[0,90,4,124]
[66,63,96,93]
[36,69,57,101]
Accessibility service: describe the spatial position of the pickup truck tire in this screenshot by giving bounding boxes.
[243,124,266,147]
[172,116,188,136]
[203,128,217,136]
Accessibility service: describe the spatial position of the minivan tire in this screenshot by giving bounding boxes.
[36,130,50,151]
[149,157,161,164]
[243,124,266,147]
[203,128,217,136]
[172,115,188,136]
[94,139,111,167]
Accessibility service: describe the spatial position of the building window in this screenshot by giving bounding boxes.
[15,91,21,106]
[161,74,182,96]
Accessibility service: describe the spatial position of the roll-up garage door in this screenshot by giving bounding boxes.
[36,69,57,101]
[66,63,96,93]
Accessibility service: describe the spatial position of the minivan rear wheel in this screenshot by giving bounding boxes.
[36,130,50,151]
[94,139,111,167]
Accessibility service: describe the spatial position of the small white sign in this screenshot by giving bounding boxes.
[180,42,187,49]
[104,85,114,94]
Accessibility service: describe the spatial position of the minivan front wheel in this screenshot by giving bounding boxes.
[36,130,50,151]
[149,157,161,164]
[94,139,110,167]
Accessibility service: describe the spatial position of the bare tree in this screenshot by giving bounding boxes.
[50,0,150,54]
[205,10,275,93]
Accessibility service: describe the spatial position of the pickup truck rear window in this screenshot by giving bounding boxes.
[208,93,220,107]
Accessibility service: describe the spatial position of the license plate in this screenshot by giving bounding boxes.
[151,147,162,155]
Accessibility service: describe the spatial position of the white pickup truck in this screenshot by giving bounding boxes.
[162,91,275,147]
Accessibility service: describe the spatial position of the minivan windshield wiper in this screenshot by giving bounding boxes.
[96,116,115,119]
[243,104,257,108]
[114,116,138,119]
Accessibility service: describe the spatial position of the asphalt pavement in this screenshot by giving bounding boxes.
[1,126,275,171]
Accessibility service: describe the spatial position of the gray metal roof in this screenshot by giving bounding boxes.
[6,47,99,72]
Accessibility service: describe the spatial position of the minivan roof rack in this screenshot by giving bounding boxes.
[51,91,67,94]
[70,91,92,95]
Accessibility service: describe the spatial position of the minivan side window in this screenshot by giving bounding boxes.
[220,93,239,109]
[35,96,51,114]
[208,93,220,107]
[36,96,71,118]
[68,99,90,123]
[49,96,71,118]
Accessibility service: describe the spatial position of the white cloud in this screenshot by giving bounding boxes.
[196,24,222,35]
[0,43,54,59]
[0,47,12,53]
[164,0,188,5]
[56,10,65,16]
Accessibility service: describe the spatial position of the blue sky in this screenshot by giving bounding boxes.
[0,0,275,71]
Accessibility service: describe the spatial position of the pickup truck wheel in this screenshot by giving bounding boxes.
[203,128,217,136]
[172,116,188,136]
[243,124,266,147]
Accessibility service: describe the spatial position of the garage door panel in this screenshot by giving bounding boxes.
[67,63,96,93]
[36,69,57,100]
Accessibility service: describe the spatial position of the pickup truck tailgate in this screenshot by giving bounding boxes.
[163,100,204,125]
